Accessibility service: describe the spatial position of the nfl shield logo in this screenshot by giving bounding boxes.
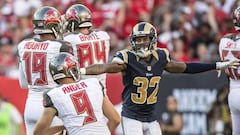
[147,66,151,71]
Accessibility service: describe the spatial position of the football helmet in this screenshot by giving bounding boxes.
[32,6,63,39]
[130,22,157,58]
[233,7,240,31]
[64,4,92,32]
[49,52,80,84]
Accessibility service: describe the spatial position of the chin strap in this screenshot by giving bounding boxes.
[52,27,63,39]
[69,69,80,81]
[71,22,75,32]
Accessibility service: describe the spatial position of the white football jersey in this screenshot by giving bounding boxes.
[64,31,110,88]
[218,34,240,89]
[18,38,73,92]
[45,78,110,135]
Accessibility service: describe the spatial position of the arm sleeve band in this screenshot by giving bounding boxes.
[183,63,216,74]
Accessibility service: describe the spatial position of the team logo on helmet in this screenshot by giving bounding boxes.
[44,10,60,25]
[65,56,77,70]
[66,8,78,21]
[49,53,80,83]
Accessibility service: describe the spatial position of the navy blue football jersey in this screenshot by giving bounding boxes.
[114,48,171,122]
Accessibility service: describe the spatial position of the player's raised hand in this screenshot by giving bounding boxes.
[216,60,240,70]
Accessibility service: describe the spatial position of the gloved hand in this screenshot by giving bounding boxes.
[216,60,240,70]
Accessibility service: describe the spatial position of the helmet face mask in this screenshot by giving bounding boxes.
[130,22,157,58]
[233,7,240,31]
[32,6,63,39]
[132,36,151,58]
[49,53,80,84]
[64,4,92,32]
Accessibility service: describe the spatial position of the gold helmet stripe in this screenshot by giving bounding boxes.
[144,23,152,34]
[132,22,155,35]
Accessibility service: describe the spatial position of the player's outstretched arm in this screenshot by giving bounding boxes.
[102,96,121,132]
[165,60,240,74]
[80,63,126,75]
[34,108,63,135]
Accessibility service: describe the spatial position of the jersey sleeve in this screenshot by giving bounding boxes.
[157,48,171,63]
[112,50,128,64]
[43,91,54,108]
[43,92,58,116]
[163,48,171,62]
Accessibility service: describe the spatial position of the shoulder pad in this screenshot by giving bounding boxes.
[114,49,130,63]
[116,49,128,55]
[154,48,171,62]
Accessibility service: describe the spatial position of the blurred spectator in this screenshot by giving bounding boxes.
[0,93,24,135]
[0,36,15,76]
[121,0,152,39]
[88,0,105,29]
[171,38,189,62]
[207,86,232,135]
[189,22,214,60]
[159,95,183,135]
[195,42,210,62]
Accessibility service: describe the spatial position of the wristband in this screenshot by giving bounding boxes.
[80,68,86,75]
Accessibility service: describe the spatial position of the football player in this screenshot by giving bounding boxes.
[33,52,120,135]
[63,4,110,93]
[17,6,73,135]
[80,22,240,135]
[218,6,240,135]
